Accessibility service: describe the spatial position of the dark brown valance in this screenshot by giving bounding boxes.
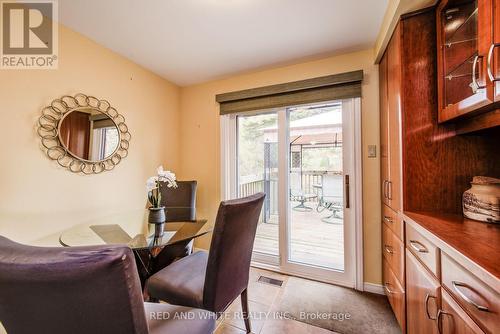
[216,70,363,115]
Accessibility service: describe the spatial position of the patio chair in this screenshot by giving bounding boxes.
[289,172,317,211]
[316,174,344,223]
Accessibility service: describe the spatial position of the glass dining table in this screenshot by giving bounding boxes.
[59,209,212,285]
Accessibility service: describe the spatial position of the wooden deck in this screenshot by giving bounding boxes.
[253,201,344,270]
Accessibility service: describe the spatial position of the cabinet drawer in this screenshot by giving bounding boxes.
[440,290,485,334]
[406,223,440,277]
[383,258,406,331]
[441,252,499,334]
[383,204,403,240]
[382,223,405,285]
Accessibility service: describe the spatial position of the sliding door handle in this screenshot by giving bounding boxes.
[345,174,350,209]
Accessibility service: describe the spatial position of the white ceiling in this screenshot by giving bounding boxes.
[59,0,389,86]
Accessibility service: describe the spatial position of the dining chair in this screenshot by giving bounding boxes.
[146,193,266,333]
[155,180,197,266]
[0,236,215,334]
[160,180,197,222]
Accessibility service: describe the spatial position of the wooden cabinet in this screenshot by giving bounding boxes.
[383,223,405,283]
[436,0,495,122]
[406,224,440,278]
[441,252,499,333]
[380,51,390,207]
[380,23,402,212]
[404,214,500,334]
[406,250,441,334]
[490,0,500,101]
[436,0,500,132]
[380,23,405,330]
[383,258,406,330]
[439,290,486,334]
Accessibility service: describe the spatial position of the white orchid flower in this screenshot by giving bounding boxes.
[157,165,177,188]
[146,176,158,192]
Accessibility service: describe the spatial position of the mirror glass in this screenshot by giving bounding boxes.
[59,108,120,161]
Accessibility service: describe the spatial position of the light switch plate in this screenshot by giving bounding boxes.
[368,145,377,158]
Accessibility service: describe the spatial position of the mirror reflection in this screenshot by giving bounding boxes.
[59,109,120,161]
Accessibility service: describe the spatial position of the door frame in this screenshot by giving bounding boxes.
[220,98,363,290]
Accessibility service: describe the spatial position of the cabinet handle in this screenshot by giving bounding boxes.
[452,281,490,312]
[383,216,393,224]
[384,245,394,254]
[436,309,447,334]
[424,293,437,320]
[384,283,395,294]
[409,240,428,253]
[487,43,500,82]
[388,181,393,200]
[471,55,485,93]
[383,180,387,199]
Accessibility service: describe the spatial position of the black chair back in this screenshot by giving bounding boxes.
[203,193,265,312]
[159,180,197,221]
[0,236,148,334]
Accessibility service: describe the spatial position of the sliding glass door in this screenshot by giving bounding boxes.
[229,100,357,287]
[287,104,345,271]
[237,112,280,264]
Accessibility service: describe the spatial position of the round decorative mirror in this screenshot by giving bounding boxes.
[37,93,131,174]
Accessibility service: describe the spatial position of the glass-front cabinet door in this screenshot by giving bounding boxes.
[436,0,494,122]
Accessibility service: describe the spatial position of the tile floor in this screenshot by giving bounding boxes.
[214,267,339,334]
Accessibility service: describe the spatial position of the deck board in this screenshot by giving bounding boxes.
[253,201,344,270]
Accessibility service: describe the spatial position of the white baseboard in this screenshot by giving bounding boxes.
[363,282,385,295]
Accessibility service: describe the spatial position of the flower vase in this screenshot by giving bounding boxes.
[148,206,166,237]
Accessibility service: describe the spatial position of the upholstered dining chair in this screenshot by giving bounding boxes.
[155,180,198,268]
[0,236,215,334]
[160,180,197,222]
[146,193,266,334]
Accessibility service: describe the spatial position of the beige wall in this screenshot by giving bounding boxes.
[178,49,382,285]
[0,22,382,285]
[0,24,181,245]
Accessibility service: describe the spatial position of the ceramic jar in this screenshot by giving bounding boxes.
[463,176,500,223]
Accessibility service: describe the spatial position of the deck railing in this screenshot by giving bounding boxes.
[239,171,334,222]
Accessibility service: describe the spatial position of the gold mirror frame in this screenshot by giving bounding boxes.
[37,93,131,174]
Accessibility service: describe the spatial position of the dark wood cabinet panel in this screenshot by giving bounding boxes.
[406,250,441,334]
[400,8,500,214]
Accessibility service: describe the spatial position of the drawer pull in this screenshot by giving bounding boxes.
[436,309,450,334]
[409,240,429,253]
[384,283,395,294]
[384,245,394,254]
[425,293,437,320]
[383,216,393,224]
[452,281,490,312]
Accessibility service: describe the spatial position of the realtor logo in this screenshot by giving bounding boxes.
[1,1,58,69]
